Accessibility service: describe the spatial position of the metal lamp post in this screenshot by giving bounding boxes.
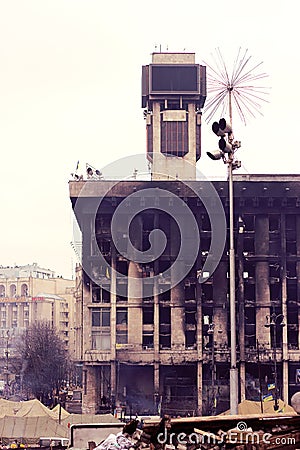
[264,313,285,411]
[207,111,241,415]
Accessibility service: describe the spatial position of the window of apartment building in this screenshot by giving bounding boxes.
[116,330,128,344]
[116,308,127,325]
[245,306,256,347]
[286,215,297,255]
[92,283,110,303]
[185,306,196,325]
[142,331,154,349]
[143,283,154,301]
[159,306,171,349]
[185,330,196,348]
[185,284,196,301]
[287,301,299,349]
[0,285,5,297]
[21,284,28,296]
[10,284,16,297]
[116,280,128,302]
[158,290,170,303]
[92,308,110,327]
[143,306,154,324]
[91,330,111,350]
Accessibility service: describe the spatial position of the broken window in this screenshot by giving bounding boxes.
[159,305,171,348]
[185,330,196,348]
[142,331,154,349]
[245,306,256,347]
[116,308,128,325]
[143,306,154,324]
[286,215,297,255]
[92,283,110,303]
[116,330,128,344]
[92,308,110,327]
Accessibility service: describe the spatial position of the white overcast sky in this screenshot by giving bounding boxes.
[0,0,299,279]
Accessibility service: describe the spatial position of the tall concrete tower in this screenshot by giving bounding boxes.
[142,53,206,180]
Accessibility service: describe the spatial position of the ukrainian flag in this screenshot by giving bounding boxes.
[268,383,276,390]
[263,393,273,402]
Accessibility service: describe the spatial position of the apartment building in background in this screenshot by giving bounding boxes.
[0,263,76,382]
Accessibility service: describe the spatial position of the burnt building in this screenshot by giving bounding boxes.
[69,52,300,416]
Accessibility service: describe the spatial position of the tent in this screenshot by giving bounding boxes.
[0,416,68,445]
[0,399,120,444]
[0,398,58,419]
[51,404,70,420]
[222,399,296,415]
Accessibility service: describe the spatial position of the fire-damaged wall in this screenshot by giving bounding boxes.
[70,175,300,416]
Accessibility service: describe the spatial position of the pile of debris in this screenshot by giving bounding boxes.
[90,413,300,450]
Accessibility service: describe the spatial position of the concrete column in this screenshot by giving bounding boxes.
[255,216,270,346]
[110,246,116,364]
[197,360,203,416]
[17,303,23,328]
[153,212,160,355]
[212,262,228,347]
[111,361,116,405]
[128,216,143,346]
[154,362,160,411]
[237,225,246,402]
[7,304,12,328]
[281,214,289,403]
[151,102,161,180]
[82,366,99,414]
[171,281,185,349]
[196,273,203,415]
[296,217,300,350]
[170,220,185,349]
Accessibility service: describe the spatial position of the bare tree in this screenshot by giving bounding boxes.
[18,321,69,404]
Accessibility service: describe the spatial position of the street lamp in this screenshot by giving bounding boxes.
[264,313,285,411]
[3,330,11,399]
[207,118,241,415]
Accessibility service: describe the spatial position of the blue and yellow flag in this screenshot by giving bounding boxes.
[263,393,273,402]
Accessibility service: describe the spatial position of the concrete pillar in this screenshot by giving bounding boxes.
[296,217,300,350]
[255,216,270,346]
[196,275,203,415]
[237,225,246,402]
[110,246,117,402]
[171,281,185,349]
[170,220,185,349]
[197,360,203,416]
[128,216,143,346]
[153,212,160,355]
[154,362,160,412]
[212,262,228,347]
[82,366,99,414]
[110,247,116,363]
[17,303,23,328]
[281,214,289,403]
[111,361,116,405]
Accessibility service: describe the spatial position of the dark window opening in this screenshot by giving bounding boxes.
[143,331,154,349]
[92,308,110,327]
[116,308,128,325]
[143,306,154,324]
